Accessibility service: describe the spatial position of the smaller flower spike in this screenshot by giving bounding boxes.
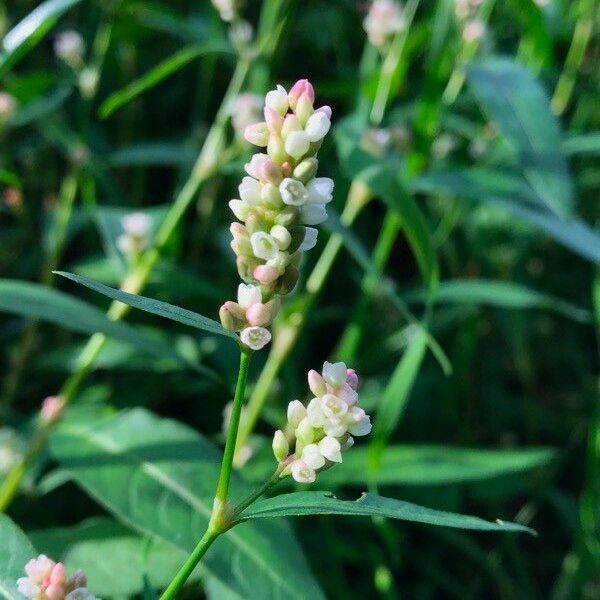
[220,80,334,351]
[363,0,405,49]
[272,363,371,483]
[17,555,99,600]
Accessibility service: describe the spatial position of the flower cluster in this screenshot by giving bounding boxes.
[454,0,485,42]
[272,362,372,483]
[116,212,152,258]
[211,0,241,22]
[220,79,333,350]
[17,555,98,600]
[363,0,405,49]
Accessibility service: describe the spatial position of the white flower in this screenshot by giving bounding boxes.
[54,30,85,66]
[287,400,307,428]
[250,231,280,260]
[322,361,347,388]
[349,414,372,436]
[299,204,328,225]
[306,398,326,427]
[279,178,309,206]
[121,212,151,238]
[240,326,271,350]
[339,383,358,406]
[319,436,342,463]
[306,178,334,204]
[270,225,291,250]
[244,153,270,178]
[244,122,269,146]
[304,111,331,142]
[321,394,348,419]
[301,444,326,470]
[239,176,262,204]
[284,130,310,160]
[237,283,261,309]
[300,227,318,251]
[323,418,347,438]
[229,199,249,221]
[364,0,405,48]
[291,459,316,483]
[265,84,289,116]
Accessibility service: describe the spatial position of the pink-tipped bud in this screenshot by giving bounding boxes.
[315,105,332,119]
[50,563,66,584]
[264,106,282,133]
[295,92,314,126]
[346,368,359,391]
[254,264,279,284]
[258,158,283,185]
[40,396,66,425]
[246,298,280,327]
[45,584,67,600]
[288,79,314,110]
[308,369,327,397]
[281,113,301,138]
[219,301,247,332]
[230,222,248,239]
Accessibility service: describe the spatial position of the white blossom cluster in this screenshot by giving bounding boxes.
[54,30,85,68]
[220,79,333,351]
[363,0,405,49]
[272,362,372,483]
[18,555,99,600]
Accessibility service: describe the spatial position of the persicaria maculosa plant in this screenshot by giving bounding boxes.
[36,78,534,600]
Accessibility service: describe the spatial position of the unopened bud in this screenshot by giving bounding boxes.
[293,158,318,183]
[244,122,269,147]
[40,396,66,425]
[308,370,327,397]
[267,133,287,164]
[246,297,280,327]
[295,92,314,127]
[287,400,307,428]
[272,430,289,461]
[219,301,247,331]
[254,264,280,284]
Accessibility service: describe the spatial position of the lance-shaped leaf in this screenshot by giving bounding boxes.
[467,58,573,217]
[238,491,535,535]
[56,271,237,340]
[49,408,325,599]
[0,279,192,364]
[0,514,37,600]
[0,0,83,77]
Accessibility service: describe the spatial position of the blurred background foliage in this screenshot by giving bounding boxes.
[0,0,599,598]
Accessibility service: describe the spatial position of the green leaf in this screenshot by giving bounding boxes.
[49,408,325,600]
[109,143,196,167]
[0,0,84,77]
[239,492,535,535]
[0,279,192,362]
[371,329,428,455]
[318,445,556,487]
[403,279,591,323]
[30,518,200,599]
[99,42,231,119]
[7,86,72,128]
[55,271,237,340]
[0,514,36,600]
[335,116,439,295]
[411,169,600,264]
[467,58,573,217]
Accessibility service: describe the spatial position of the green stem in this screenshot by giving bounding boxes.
[335,211,402,362]
[159,349,253,600]
[213,349,253,510]
[159,528,220,600]
[550,0,595,115]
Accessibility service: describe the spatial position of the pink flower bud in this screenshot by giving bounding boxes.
[49,563,66,584]
[288,79,314,110]
[258,158,283,185]
[246,298,280,327]
[254,264,279,284]
[45,583,66,600]
[346,368,359,391]
[264,106,282,133]
[40,396,66,425]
